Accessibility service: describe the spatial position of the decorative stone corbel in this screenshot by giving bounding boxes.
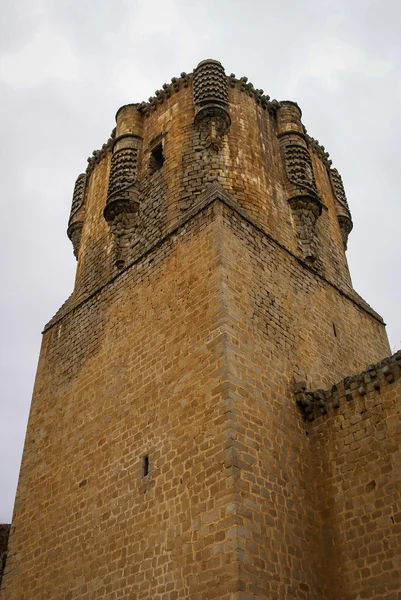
[277,102,323,263]
[193,59,231,151]
[294,381,328,421]
[329,168,353,250]
[104,134,142,269]
[67,173,86,259]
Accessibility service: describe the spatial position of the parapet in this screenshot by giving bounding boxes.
[295,350,401,421]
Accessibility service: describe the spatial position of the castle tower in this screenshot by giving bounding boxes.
[2,60,400,600]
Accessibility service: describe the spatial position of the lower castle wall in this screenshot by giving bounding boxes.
[308,359,401,600]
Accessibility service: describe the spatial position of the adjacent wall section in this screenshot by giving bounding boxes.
[214,198,390,599]
[306,353,401,600]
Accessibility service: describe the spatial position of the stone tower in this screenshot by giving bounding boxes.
[2,60,400,600]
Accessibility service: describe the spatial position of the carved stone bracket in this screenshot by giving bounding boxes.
[104,134,142,269]
[67,173,86,259]
[330,168,353,250]
[279,132,322,262]
[194,105,231,151]
[287,195,322,262]
[337,214,353,250]
[193,59,231,151]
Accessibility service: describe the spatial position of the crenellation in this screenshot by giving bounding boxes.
[136,71,193,118]
[307,134,332,167]
[85,127,115,178]
[295,350,401,421]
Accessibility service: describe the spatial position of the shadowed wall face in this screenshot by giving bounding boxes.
[2,60,397,600]
[209,203,391,598]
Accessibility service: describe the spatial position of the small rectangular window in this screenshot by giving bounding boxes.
[149,143,165,173]
[143,455,149,477]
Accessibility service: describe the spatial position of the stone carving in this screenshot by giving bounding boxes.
[281,139,318,197]
[193,59,231,151]
[330,168,353,249]
[196,106,231,151]
[67,173,86,259]
[193,59,229,106]
[107,146,139,200]
[337,214,353,250]
[330,168,350,212]
[277,102,323,263]
[286,194,322,261]
[104,134,142,269]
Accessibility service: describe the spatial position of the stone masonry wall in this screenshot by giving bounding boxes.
[3,204,251,600]
[3,194,393,599]
[63,69,358,328]
[214,199,390,599]
[4,60,396,600]
[306,354,401,600]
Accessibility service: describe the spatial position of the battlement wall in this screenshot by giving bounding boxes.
[297,353,401,599]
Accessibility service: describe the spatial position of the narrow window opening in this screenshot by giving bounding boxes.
[143,455,149,477]
[333,323,337,338]
[366,480,376,492]
[149,143,165,173]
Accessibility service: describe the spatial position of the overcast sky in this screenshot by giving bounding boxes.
[0,0,400,522]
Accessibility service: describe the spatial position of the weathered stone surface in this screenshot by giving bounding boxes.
[296,351,401,599]
[2,59,398,600]
[0,525,10,587]
[67,173,86,259]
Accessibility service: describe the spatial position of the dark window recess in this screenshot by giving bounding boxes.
[333,323,337,337]
[149,143,165,173]
[143,455,149,477]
